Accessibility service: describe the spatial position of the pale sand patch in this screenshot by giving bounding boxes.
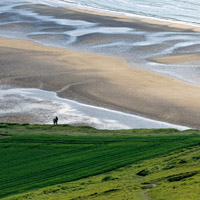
[1,37,200,128]
[151,54,200,64]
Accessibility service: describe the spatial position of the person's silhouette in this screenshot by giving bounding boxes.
[53,116,58,125]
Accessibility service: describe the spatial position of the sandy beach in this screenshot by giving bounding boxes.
[1,35,200,128]
[1,3,200,128]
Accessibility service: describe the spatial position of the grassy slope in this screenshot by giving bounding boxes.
[5,145,200,200]
[1,123,200,199]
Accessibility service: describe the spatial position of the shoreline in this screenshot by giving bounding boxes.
[63,6,200,32]
[4,3,199,86]
[1,37,200,128]
[33,0,200,31]
[0,86,189,130]
[14,3,200,33]
[1,3,200,129]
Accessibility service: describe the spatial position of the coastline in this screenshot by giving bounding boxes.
[4,3,199,86]
[16,3,200,32]
[24,0,200,32]
[0,86,188,130]
[63,6,200,32]
[1,36,200,128]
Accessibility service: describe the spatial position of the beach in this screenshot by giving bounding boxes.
[2,2,200,199]
[0,35,200,128]
[0,2,200,128]
[1,2,199,85]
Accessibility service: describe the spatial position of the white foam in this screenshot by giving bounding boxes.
[0,86,189,130]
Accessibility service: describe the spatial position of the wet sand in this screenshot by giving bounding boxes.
[1,3,200,86]
[151,54,200,64]
[63,6,200,32]
[1,37,200,128]
[0,87,187,130]
[16,4,200,32]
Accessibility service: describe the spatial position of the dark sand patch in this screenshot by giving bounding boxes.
[73,33,144,46]
[27,33,71,43]
[41,27,75,32]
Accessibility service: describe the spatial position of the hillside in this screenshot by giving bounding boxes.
[1,123,200,199]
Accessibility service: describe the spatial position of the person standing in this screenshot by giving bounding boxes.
[53,116,58,125]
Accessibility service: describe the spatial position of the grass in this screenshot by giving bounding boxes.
[1,122,199,136]
[3,144,200,200]
[1,123,200,199]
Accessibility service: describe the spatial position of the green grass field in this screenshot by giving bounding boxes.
[1,123,200,200]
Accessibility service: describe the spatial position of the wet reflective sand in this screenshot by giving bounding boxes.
[0,86,188,130]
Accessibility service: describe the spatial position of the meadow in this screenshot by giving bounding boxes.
[1,123,200,199]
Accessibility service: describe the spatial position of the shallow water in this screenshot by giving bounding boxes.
[23,0,200,27]
[0,85,188,130]
[0,0,200,85]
